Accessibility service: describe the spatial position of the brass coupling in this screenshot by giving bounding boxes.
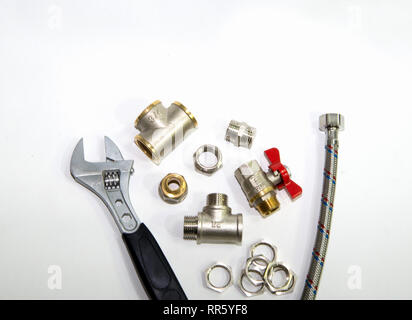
[183,193,243,245]
[134,100,198,165]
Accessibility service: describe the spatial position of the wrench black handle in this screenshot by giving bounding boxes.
[122,223,188,300]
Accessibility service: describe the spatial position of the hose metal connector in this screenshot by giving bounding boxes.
[134,100,198,165]
[183,193,243,245]
[301,113,344,300]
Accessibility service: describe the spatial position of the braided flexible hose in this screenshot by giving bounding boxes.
[302,114,344,300]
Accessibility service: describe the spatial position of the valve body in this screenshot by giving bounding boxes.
[235,148,301,218]
[235,160,280,217]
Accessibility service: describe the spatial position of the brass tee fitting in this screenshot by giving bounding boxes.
[134,100,198,165]
[183,193,243,245]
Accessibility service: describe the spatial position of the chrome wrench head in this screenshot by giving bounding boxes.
[70,136,140,233]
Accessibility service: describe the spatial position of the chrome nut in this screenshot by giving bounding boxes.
[205,263,233,293]
[244,255,269,286]
[319,113,345,131]
[193,144,223,176]
[159,173,188,204]
[272,271,296,296]
[263,262,295,295]
[239,269,265,297]
[250,241,278,264]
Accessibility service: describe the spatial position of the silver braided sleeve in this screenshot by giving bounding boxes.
[302,127,339,300]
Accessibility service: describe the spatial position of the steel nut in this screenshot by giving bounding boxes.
[238,269,265,297]
[250,241,278,264]
[319,113,345,131]
[272,272,296,296]
[244,255,269,287]
[205,263,233,293]
[194,144,223,176]
[263,262,295,295]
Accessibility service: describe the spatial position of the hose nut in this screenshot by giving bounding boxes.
[193,144,223,176]
[159,173,188,204]
[134,100,198,165]
[225,120,256,149]
[319,113,345,131]
[183,193,243,245]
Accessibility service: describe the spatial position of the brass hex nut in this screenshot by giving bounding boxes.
[159,173,188,204]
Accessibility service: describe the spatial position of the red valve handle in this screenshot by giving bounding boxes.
[264,148,302,200]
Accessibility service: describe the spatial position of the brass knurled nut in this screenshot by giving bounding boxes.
[159,173,188,204]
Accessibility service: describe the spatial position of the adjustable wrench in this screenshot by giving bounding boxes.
[70,136,187,300]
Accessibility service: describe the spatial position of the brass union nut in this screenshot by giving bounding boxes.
[159,173,188,204]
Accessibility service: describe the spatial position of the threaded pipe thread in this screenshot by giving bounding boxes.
[183,216,199,240]
[206,193,228,206]
[225,121,241,142]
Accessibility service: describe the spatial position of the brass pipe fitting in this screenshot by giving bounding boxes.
[134,100,198,165]
[159,173,188,204]
[225,120,256,149]
[235,148,302,218]
[235,160,280,218]
[183,193,243,245]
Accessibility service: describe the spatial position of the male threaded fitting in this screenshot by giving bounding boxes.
[225,120,256,149]
[206,193,228,206]
[183,216,199,240]
[183,193,243,245]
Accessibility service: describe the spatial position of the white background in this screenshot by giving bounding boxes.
[0,0,411,300]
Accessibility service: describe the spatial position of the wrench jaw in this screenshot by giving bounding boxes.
[70,137,140,233]
[105,136,125,162]
[70,138,87,181]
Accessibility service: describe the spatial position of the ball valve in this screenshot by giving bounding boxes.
[234,148,302,217]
